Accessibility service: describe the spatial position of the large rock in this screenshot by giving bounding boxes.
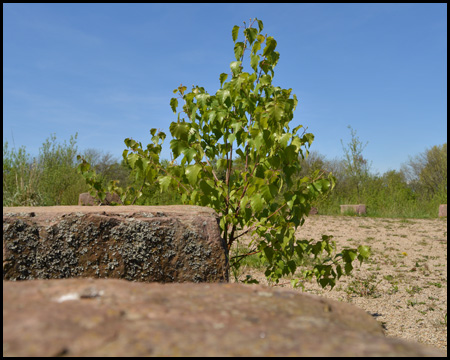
[3,279,445,357]
[3,206,228,283]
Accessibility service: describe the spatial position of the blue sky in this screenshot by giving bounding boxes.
[3,3,447,175]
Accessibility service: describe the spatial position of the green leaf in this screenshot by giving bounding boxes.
[146,167,157,182]
[240,195,250,210]
[124,138,138,150]
[267,102,285,122]
[78,160,90,173]
[208,110,216,123]
[127,153,139,168]
[250,195,264,213]
[251,41,261,55]
[234,42,245,61]
[358,245,371,258]
[263,246,274,263]
[217,89,231,106]
[256,19,264,33]
[244,27,258,44]
[178,85,187,95]
[260,74,271,85]
[313,180,322,192]
[287,260,296,274]
[236,148,245,160]
[230,61,242,76]
[182,147,197,164]
[185,164,202,185]
[170,98,178,113]
[278,133,291,148]
[335,264,343,279]
[159,175,172,192]
[170,139,186,159]
[344,262,353,275]
[196,93,209,109]
[321,179,331,192]
[199,179,213,195]
[357,245,371,264]
[216,158,228,170]
[219,73,228,88]
[232,25,239,42]
[250,54,259,72]
[263,36,277,56]
[170,122,189,141]
[135,157,147,172]
[342,249,358,263]
[319,278,330,288]
[260,183,278,202]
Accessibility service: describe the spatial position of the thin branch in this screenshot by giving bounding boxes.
[231,248,261,266]
[233,202,287,242]
[204,156,221,184]
[131,178,147,205]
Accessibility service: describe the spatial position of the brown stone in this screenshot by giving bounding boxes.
[309,207,318,215]
[78,192,122,206]
[439,204,447,217]
[2,279,446,357]
[3,206,228,283]
[340,204,366,215]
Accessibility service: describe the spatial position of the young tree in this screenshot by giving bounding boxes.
[79,18,370,288]
[340,126,371,203]
[402,143,447,202]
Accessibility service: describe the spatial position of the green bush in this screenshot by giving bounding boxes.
[37,134,88,205]
[3,133,89,206]
[3,142,41,206]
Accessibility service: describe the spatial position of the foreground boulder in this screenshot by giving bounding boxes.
[3,279,445,357]
[3,206,228,283]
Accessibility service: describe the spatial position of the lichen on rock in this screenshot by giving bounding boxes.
[3,206,228,283]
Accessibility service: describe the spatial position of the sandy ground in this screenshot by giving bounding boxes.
[230,215,447,351]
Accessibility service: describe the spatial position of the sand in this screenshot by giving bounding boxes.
[230,215,447,351]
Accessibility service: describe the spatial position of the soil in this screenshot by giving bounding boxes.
[230,215,447,351]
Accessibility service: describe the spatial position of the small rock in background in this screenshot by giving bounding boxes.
[78,192,122,206]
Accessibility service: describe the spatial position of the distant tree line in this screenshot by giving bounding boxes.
[299,127,447,218]
[3,130,447,218]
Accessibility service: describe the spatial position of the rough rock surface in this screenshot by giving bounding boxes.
[340,204,367,215]
[78,192,122,206]
[3,206,228,283]
[439,204,447,217]
[3,279,445,357]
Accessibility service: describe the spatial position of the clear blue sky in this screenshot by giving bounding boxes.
[3,3,447,175]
